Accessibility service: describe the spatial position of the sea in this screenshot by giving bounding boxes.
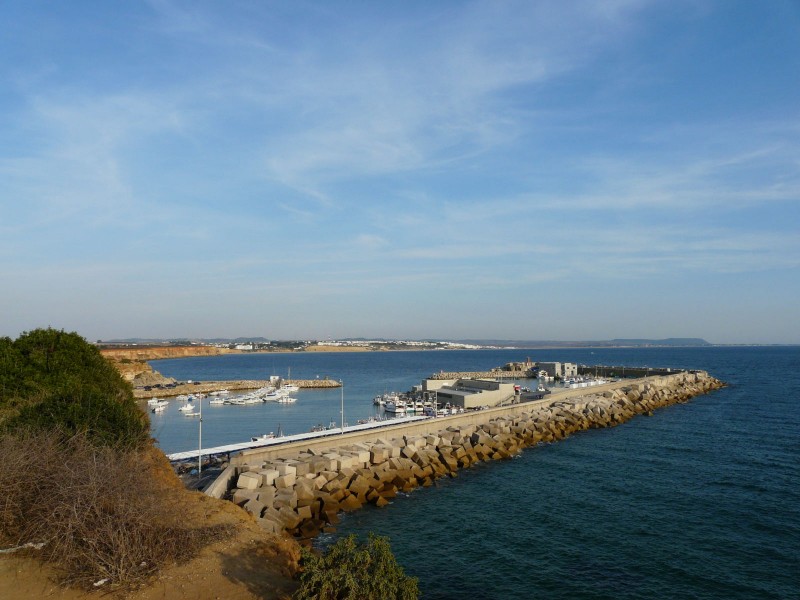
[149,346,800,599]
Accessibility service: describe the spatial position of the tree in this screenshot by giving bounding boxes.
[0,328,149,449]
[294,534,418,600]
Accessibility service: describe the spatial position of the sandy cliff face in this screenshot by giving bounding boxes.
[101,346,235,361]
[100,346,235,382]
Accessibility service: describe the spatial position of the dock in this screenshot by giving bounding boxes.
[166,415,429,462]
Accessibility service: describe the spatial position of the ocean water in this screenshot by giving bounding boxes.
[150,346,800,599]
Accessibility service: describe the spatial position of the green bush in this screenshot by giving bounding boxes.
[294,533,418,600]
[0,328,149,449]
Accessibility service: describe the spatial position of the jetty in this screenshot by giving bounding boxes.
[134,378,340,399]
[197,370,724,539]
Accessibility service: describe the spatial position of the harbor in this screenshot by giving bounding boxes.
[204,370,725,539]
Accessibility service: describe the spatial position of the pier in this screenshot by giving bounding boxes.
[166,415,428,462]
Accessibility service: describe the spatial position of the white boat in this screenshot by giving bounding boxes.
[384,400,407,414]
[147,397,162,406]
[209,397,226,405]
[178,403,195,412]
[251,433,276,442]
[374,392,399,406]
[277,396,297,404]
[150,401,168,413]
[280,384,299,393]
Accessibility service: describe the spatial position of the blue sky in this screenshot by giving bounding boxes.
[1,1,798,344]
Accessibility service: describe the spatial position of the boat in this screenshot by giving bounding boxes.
[209,397,226,405]
[384,400,407,415]
[178,403,195,412]
[310,420,337,432]
[251,433,276,442]
[277,396,297,404]
[150,400,168,413]
[281,383,299,393]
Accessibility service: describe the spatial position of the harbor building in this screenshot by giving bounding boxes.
[424,378,516,409]
[538,362,578,379]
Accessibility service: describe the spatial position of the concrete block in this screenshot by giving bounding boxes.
[370,446,389,464]
[287,460,311,477]
[258,469,280,486]
[237,471,261,490]
[275,463,297,477]
[232,489,258,506]
[275,473,296,489]
[257,487,276,505]
[278,506,303,530]
[274,489,298,510]
[339,493,362,512]
[243,498,266,518]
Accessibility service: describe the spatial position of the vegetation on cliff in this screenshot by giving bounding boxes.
[0,329,234,591]
[0,328,149,448]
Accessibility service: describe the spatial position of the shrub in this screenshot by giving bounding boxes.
[0,328,149,449]
[294,533,418,600]
[0,429,233,590]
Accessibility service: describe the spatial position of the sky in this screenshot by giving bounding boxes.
[1,1,799,344]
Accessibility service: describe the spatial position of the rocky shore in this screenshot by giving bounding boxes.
[221,370,724,540]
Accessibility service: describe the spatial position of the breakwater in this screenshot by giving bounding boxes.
[134,378,340,399]
[430,369,530,380]
[214,370,723,539]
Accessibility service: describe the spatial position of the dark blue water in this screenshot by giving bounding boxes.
[150,347,800,599]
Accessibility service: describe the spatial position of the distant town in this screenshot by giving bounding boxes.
[95,337,713,352]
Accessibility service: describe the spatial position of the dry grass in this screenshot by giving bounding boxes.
[0,429,234,591]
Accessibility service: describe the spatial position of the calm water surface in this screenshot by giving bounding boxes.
[150,347,800,599]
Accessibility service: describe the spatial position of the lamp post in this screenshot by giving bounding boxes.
[198,395,203,476]
[340,380,344,434]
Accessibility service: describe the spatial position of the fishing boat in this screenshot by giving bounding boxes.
[384,400,407,415]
